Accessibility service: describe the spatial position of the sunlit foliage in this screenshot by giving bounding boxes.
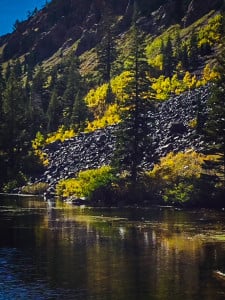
[146,151,215,203]
[198,14,223,49]
[85,71,133,117]
[200,63,220,85]
[45,126,75,144]
[56,166,115,199]
[147,14,222,72]
[32,126,76,165]
[32,132,49,166]
[152,66,219,100]
[85,104,120,132]
[148,151,205,182]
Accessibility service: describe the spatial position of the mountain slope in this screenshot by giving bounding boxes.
[36,85,209,195]
[0,0,224,204]
[0,0,222,66]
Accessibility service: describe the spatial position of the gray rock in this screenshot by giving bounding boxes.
[36,85,211,195]
[169,122,188,134]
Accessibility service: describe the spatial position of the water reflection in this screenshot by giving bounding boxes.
[1,196,225,299]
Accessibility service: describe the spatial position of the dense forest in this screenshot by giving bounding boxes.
[0,0,224,206]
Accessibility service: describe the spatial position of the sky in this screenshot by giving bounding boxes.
[0,0,47,36]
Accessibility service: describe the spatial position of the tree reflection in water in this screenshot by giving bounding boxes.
[1,196,225,299]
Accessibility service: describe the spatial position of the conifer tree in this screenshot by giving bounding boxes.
[97,2,117,84]
[47,89,61,132]
[188,31,199,70]
[5,63,11,81]
[181,43,189,70]
[13,59,23,77]
[204,43,225,184]
[162,37,174,77]
[1,66,27,173]
[70,92,88,132]
[0,64,6,187]
[173,32,183,72]
[62,56,82,127]
[0,64,5,151]
[105,82,115,105]
[24,52,37,77]
[113,5,155,190]
[30,66,47,131]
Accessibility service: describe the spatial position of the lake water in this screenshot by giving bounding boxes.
[1,195,225,299]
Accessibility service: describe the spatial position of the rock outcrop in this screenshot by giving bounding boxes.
[1,0,223,63]
[35,85,210,195]
[183,0,223,27]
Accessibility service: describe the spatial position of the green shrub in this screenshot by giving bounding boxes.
[163,181,195,203]
[56,166,116,200]
[146,151,215,205]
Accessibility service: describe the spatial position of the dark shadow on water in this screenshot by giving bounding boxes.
[1,195,225,299]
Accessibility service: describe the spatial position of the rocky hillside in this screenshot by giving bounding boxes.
[1,0,224,199]
[36,85,209,196]
[0,0,223,65]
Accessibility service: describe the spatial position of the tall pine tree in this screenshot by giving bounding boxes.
[97,2,117,85]
[62,56,82,127]
[188,31,199,70]
[47,89,61,132]
[70,91,88,132]
[1,63,27,179]
[113,5,155,194]
[29,66,47,132]
[0,64,6,187]
[162,37,174,77]
[204,42,225,185]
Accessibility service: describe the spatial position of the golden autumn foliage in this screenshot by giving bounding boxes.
[146,150,220,203]
[32,126,76,165]
[45,126,76,144]
[147,151,206,183]
[56,165,115,199]
[200,63,220,85]
[32,62,219,163]
[198,14,223,48]
[85,71,133,116]
[152,66,219,100]
[147,14,222,71]
[31,13,222,161]
[85,104,121,132]
[32,132,49,166]
[85,83,108,118]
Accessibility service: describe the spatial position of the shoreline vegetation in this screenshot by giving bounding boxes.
[1,192,225,213]
[0,2,224,208]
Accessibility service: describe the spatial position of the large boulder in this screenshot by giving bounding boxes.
[169,122,188,134]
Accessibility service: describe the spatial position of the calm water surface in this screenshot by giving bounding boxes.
[1,195,225,299]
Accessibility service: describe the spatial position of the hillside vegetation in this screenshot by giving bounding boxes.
[0,0,224,206]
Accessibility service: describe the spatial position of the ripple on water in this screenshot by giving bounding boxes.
[0,248,88,300]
